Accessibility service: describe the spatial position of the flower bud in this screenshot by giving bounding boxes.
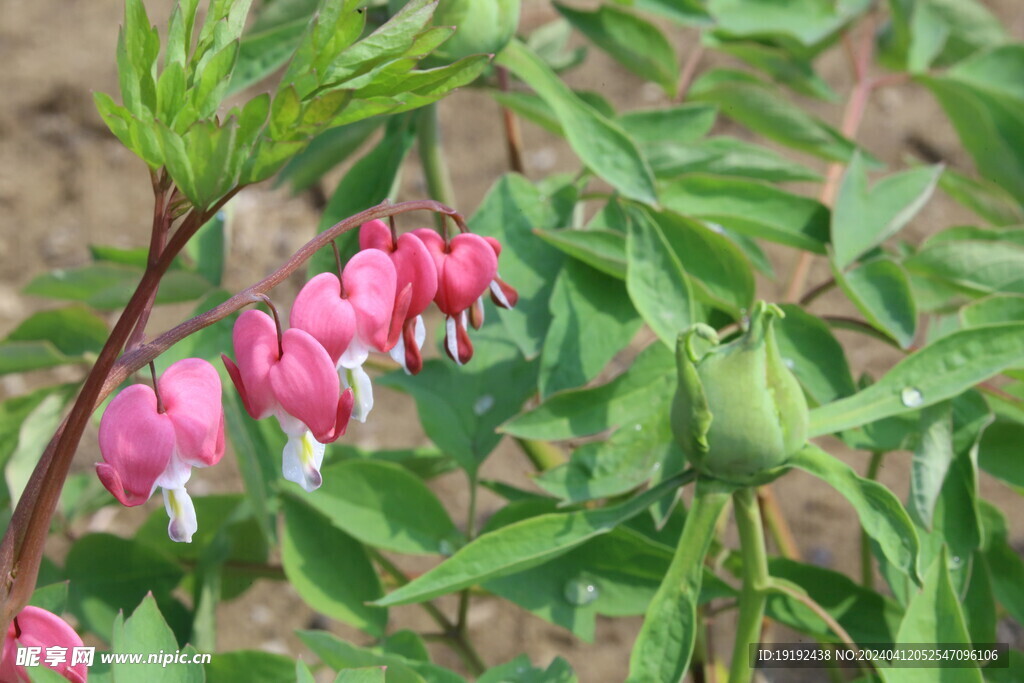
[671,302,808,485]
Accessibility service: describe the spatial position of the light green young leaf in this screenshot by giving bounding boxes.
[647,136,822,182]
[709,38,837,100]
[204,650,297,683]
[978,501,1024,627]
[611,0,711,26]
[535,228,626,280]
[790,444,920,584]
[625,207,694,347]
[111,594,203,683]
[295,460,462,555]
[909,402,954,529]
[832,153,943,269]
[905,233,1024,297]
[334,669,386,683]
[626,479,733,683]
[540,260,640,397]
[554,2,678,95]
[833,257,918,349]
[374,473,688,606]
[5,391,69,507]
[501,342,675,441]
[281,497,387,636]
[811,322,1024,435]
[497,39,657,205]
[617,105,716,145]
[708,0,869,47]
[477,656,576,683]
[938,167,1023,227]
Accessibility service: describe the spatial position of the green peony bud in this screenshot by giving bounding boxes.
[671,302,809,485]
[423,0,521,61]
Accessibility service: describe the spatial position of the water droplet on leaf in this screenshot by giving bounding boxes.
[438,539,456,556]
[900,387,924,407]
[473,394,494,416]
[563,577,599,606]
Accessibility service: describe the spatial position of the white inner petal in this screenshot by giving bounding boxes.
[341,365,374,423]
[163,487,198,543]
[446,316,461,365]
[154,451,192,491]
[339,338,370,369]
[282,431,326,492]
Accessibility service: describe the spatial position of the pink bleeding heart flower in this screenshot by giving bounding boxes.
[290,249,403,422]
[359,219,438,375]
[222,309,353,491]
[412,229,498,365]
[97,358,224,543]
[1,606,87,682]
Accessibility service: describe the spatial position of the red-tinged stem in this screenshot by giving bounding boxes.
[496,66,525,174]
[783,14,880,304]
[675,43,705,103]
[0,188,238,629]
[126,173,175,352]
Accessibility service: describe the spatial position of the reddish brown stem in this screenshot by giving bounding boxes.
[675,43,705,103]
[496,67,526,175]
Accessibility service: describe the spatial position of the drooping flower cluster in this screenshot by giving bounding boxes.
[97,218,515,541]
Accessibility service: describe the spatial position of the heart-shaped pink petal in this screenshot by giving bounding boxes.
[228,310,281,420]
[343,249,397,352]
[270,328,341,442]
[98,384,175,506]
[2,607,87,683]
[290,272,356,365]
[439,233,498,315]
[358,219,394,252]
[160,358,225,468]
[392,232,438,319]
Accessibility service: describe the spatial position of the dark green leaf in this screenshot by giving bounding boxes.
[378,329,538,474]
[297,630,462,683]
[205,651,297,683]
[277,118,383,192]
[185,212,227,287]
[978,419,1024,487]
[375,473,687,606]
[610,0,711,26]
[111,595,204,683]
[833,257,918,348]
[296,460,462,555]
[661,174,830,253]
[909,402,954,528]
[554,3,678,95]
[978,501,1024,627]
[29,582,69,616]
[478,656,576,683]
[646,136,821,182]
[282,496,386,635]
[222,391,280,546]
[501,342,675,441]
[774,304,856,405]
[540,260,640,397]
[618,105,716,145]
[791,445,920,584]
[469,174,568,360]
[535,228,626,280]
[497,40,657,205]
[938,167,1023,227]
[625,207,694,347]
[809,322,1024,435]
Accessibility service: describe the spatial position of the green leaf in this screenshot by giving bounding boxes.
[335,669,386,683]
[222,386,279,546]
[554,2,678,95]
[646,136,822,182]
[909,402,954,528]
[888,550,982,683]
[920,71,1024,203]
[497,40,658,205]
[939,167,1023,227]
[535,405,682,503]
[0,386,72,473]
[708,0,869,46]
[469,174,568,360]
[229,3,316,94]
[111,595,204,683]
[478,656,576,683]
[205,651,297,683]
[764,559,902,645]
[691,70,860,161]
[309,114,416,278]
[833,257,918,349]
[978,501,1024,627]
[29,582,69,616]
[832,153,943,269]
[23,264,211,310]
[540,260,640,397]
[627,479,733,683]
[809,322,1024,435]
[978,418,1024,487]
[281,496,387,636]
[617,105,716,145]
[625,207,694,347]
[611,0,712,26]
[277,118,383,192]
[708,38,836,100]
[960,294,1024,327]
[66,534,185,643]
[774,304,856,405]
[501,342,675,441]
[489,90,616,138]
[297,631,461,683]
[661,174,830,253]
[5,390,72,506]
[0,341,74,375]
[791,444,920,584]
[374,473,688,606]
[535,228,626,280]
[378,329,538,475]
[185,212,227,287]
[295,460,462,555]
[654,210,755,316]
[905,233,1024,298]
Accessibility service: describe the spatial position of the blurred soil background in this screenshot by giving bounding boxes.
[1,0,1023,680]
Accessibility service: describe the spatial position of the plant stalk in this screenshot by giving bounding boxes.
[728,487,769,683]
[417,104,456,227]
